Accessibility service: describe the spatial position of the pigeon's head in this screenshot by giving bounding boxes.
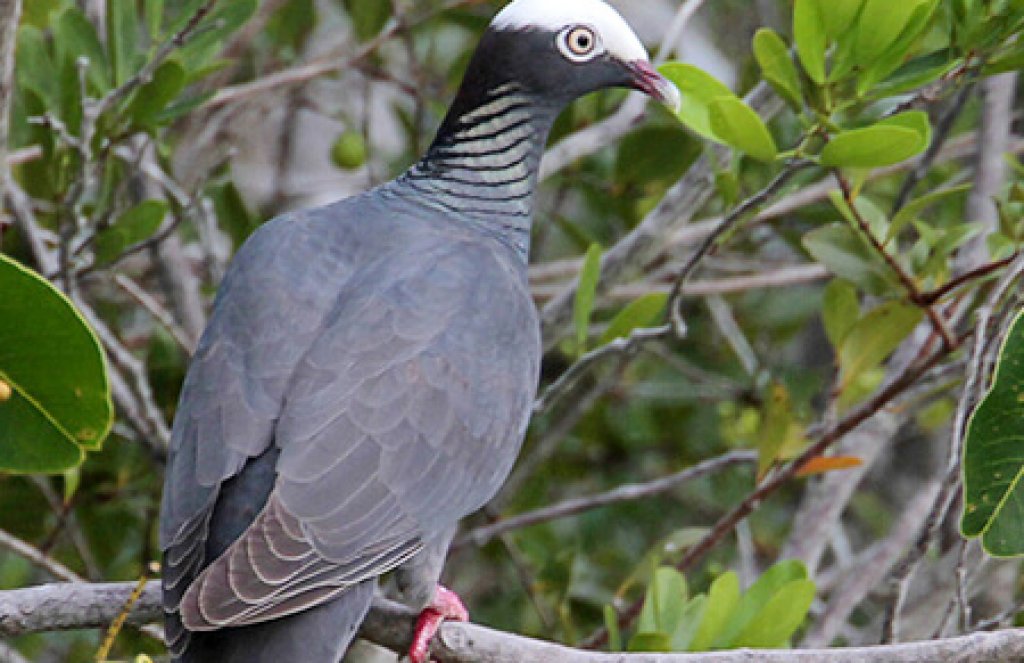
[469,0,681,111]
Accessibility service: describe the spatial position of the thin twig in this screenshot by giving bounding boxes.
[834,171,958,350]
[459,451,756,548]
[880,252,1024,644]
[586,337,957,649]
[666,160,814,334]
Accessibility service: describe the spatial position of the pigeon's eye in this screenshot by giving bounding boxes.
[558,26,601,62]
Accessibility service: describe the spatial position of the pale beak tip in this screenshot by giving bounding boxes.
[630,60,682,114]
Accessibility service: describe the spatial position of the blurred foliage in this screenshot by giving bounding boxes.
[1,0,1024,661]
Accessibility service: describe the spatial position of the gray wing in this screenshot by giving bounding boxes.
[166,218,539,633]
[160,205,371,652]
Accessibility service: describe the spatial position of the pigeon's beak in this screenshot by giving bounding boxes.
[628,60,682,113]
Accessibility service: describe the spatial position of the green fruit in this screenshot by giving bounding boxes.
[331,131,367,170]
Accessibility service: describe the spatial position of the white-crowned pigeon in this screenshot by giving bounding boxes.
[159,1,679,660]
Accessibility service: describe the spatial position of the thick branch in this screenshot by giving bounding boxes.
[3,582,1024,663]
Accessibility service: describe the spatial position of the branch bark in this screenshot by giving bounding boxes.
[3,582,1024,663]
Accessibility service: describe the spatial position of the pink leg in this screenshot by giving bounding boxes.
[408,585,469,663]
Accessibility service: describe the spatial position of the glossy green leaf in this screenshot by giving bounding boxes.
[688,571,740,651]
[0,256,112,473]
[803,224,896,295]
[820,126,924,169]
[714,560,809,647]
[732,580,816,647]
[601,294,668,345]
[793,0,827,84]
[709,97,778,163]
[838,302,922,390]
[574,244,603,355]
[854,0,923,66]
[962,310,1024,557]
[818,0,865,38]
[658,63,736,141]
[94,200,168,265]
[857,0,940,93]
[823,279,861,348]
[752,29,803,111]
[880,111,932,147]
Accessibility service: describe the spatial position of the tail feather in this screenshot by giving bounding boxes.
[170,580,375,663]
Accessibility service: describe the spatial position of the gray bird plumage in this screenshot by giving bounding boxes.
[160,1,678,660]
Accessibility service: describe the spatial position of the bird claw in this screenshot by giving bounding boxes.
[408,586,468,663]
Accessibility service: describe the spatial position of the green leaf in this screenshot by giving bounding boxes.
[838,301,923,390]
[343,0,391,41]
[628,632,672,652]
[107,0,140,87]
[94,200,169,265]
[144,0,165,39]
[889,184,972,241]
[818,0,866,38]
[709,97,778,163]
[688,572,740,651]
[601,294,668,345]
[880,110,932,148]
[853,0,923,66]
[574,244,603,355]
[732,580,816,647]
[177,0,258,74]
[714,560,809,647]
[803,224,896,295]
[0,256,112,473]
[21,0,64,28]
[54,8,110,92]
[793,0,827,84]
[871,51,960,100]
[638,567,689,636]
[758,383,795,477]
[962,310,1024,556]
[857,0,940,94]
[16,26,58,109]
[670,595,708,651]
[823,279,861,348]
[752,29,803,111]
[127,60,186,129]
[658,63,736,141]
[820,126,925,169]
[604,604,623,651]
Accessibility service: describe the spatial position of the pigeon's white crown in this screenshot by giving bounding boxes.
[492,0,650,64]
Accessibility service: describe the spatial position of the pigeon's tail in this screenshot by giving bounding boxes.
[170,580,375,663]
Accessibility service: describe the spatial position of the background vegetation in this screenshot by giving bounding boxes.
[1,0,1023,661]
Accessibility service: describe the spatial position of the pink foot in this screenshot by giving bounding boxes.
[408,585,469,663]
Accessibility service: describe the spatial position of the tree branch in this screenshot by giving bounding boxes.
[3,582,1024,663]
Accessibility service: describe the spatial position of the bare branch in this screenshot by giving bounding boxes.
[4,582,1024,663]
